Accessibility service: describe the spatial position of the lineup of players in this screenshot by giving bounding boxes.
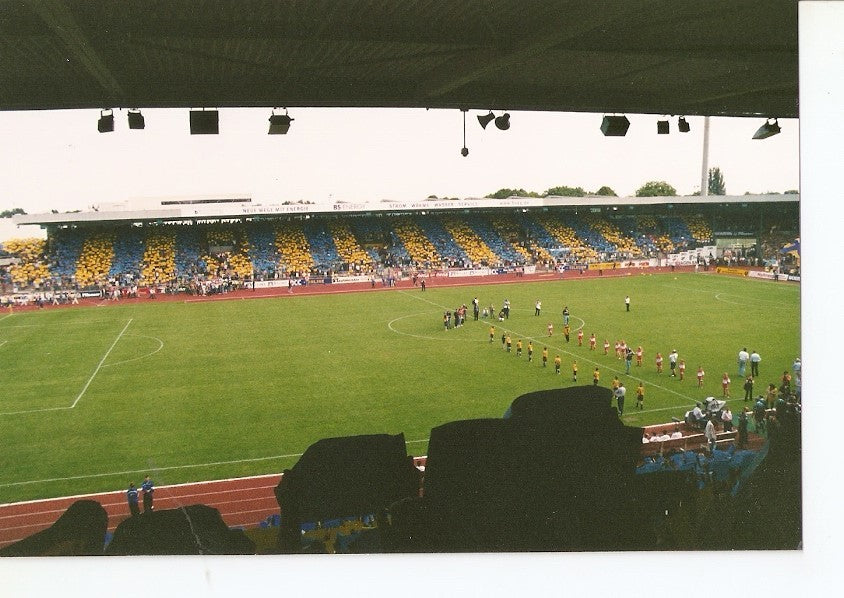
[470,296,727,413]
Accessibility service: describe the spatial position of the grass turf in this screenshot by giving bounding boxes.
[0,272,799,503]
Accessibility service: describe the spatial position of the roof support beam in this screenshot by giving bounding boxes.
[30,0,124,102]
[422,1,645,101]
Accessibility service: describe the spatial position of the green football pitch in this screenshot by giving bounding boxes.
[0,273,800,503]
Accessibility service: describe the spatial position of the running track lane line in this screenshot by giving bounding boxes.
[0,318,132,416]
[0,440,431,489]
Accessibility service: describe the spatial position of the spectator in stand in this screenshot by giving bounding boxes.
[750,350,761,377]
[642,433,651,444]
[721,406,734,432]
[766,383,778,409]
[753,396,767,433]
[705,415,718,454]
[738,407,749,448]
[686,402,706,429]
[743,376,754,402]
[792,357,801,382]
[781,370,792,390]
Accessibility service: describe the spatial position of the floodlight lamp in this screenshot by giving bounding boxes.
[678,116,690,133]
[477,111,495,129]
[657,119,669,135]
[461,146,469,157]
[190,109,219,134]
[128,109,145,130]
[98,109,114,133]
[752,118,780,140]
[600,115,630,136]
[494,113,510,130]
[268,108,294,135]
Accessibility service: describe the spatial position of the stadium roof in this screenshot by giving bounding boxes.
[0,0,798,118]
[13,193,800,228]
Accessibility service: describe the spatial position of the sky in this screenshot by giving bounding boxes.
[0,107,799,215]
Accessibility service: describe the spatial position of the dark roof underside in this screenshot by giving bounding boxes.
[0,0,797,118]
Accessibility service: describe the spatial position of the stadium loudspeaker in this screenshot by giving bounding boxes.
[657,119,669,134]
[190,110,219,134]
[494,113,510,130]
[600,115,630,136]
[752,118,780,140]
[477,111,495,129]
[678,116,690,133]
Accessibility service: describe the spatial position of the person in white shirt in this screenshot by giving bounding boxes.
[738,348,750,377]
[670,430,683,439]
[614,383,626,415]
[705,416,718,453]
[669,350,679,376]
[721,407,734,432]
[750,350,761,377]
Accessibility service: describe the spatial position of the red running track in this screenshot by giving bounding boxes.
[0,474,282,550]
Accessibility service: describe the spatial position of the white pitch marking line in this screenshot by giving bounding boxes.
[0,313,13,323]
[0,440,434,489]
[69,319,133,409]
[0,319,135,416]
[100,334,164,368]
[0,340,7,349]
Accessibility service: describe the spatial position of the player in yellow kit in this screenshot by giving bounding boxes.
[572,360,578,382]
[554,354,562,374]
[593,367,600,386]
[542,347,549,367]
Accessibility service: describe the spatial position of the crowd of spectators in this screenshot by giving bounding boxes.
[0,210,798,293]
